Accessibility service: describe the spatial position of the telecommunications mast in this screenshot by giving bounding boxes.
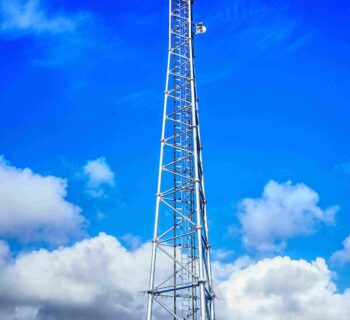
[146,0,215,319]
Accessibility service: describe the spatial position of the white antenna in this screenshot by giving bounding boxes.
[196,21,207,34]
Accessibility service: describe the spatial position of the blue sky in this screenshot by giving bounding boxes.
[1,1,350,319]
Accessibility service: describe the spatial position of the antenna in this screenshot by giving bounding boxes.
[196,21,207,34]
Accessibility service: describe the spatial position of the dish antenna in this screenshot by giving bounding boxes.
[196,21,207,34]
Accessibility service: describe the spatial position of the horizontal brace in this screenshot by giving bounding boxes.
[170,71,191,81]
[161,185,195,198]
[170,60,190,73]
[162,154,193,169]
[172,3,189,11]
[155,258,194,290]
[158,230,196,244]
[171,31,188,40]
[172,4,189,16]
[168,81,191,95]
[167,94,191,104]
[166,105,191,117]
[164,143,193,154]
[158,223,178,240]
[170,51,190,61]
[162,167,195,182]
[160,181,194,196]
[172,21,189,33]
[154,294,200,301]
[171,38,190,52]
[151,282,201,295]
[171,13,188,22]
[164,128,193,143]
[165,117,192,129]
[162,197,193,204]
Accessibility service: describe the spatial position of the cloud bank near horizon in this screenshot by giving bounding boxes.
[0,157,348,319]
[0,233,349,320]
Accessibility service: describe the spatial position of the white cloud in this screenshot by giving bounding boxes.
[0,156,85,245]
[0,0,81,34]
[212,255,253,284]
[96,211,107,220]
[0,305,38,320]
[212,248,235,261]
[331,236,350,267]
[0,233,168,320]
[217,256,350,320]
[237,180,339,252]
[0,0,97,69]
[0,235,350,320]
[83,157,115,197]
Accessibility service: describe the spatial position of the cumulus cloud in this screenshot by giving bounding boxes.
[83,157,115,197]
[217,256,350,320]
[331,236,350,267]
[212,255,253,284]
[0,0,82,34]
[237,180,339,252]
[0,233,168,320]
[0,235,350,320]
[0,156,85,245]
[0,305,38,320]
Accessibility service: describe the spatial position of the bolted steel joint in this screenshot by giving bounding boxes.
[156,193,163,201]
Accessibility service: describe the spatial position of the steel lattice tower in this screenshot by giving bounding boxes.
[146,1,215,319]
